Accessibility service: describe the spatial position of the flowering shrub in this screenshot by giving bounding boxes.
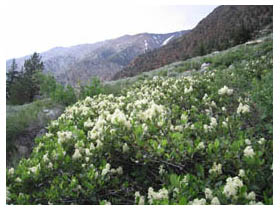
[6,39,272,205]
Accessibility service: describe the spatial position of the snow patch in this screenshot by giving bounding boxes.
[161,35,174,46]
[144,40,148,51]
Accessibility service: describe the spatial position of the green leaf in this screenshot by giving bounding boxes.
[170,174,180,187]
[179,197,187,205]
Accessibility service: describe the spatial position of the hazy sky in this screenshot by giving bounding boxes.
[3,0,217,59]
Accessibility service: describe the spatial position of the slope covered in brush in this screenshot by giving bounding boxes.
[7,37,272,205]
[112,5,272,80]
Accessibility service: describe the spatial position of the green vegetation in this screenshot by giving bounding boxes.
[6,99,64,167]
[7,53,44,105]
[6,37,272,204]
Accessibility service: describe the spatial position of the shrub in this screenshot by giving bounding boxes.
[79,77,104,100]
[6,38,272,205]
[50,84,76,106]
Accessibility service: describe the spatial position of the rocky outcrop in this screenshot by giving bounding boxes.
[7,106,64,167]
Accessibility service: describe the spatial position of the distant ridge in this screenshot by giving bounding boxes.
[6,30,189,86]
[112,5,273,80]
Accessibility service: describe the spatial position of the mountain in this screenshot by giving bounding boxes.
[6,31,189,86]
[112,5,273,80]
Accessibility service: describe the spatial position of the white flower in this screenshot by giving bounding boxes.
[51,121,59,127]
[57,131,72,144]
[8,168,14,175]
[222,121,227,127]
[196,142,205,150]
[110,109,131,128]
[102,200,111,205]
[148,187,169,204]
[139,102,165,121]
[72,148,82,160]
[173,188,179,195]
[101,163,111,176]
[48,162,53,169]
[204,124,209,132]
[43,154,49,162]
[237,103,250,114]
[211,197,220,205]
[258,138,266,145]
[84,118,94,128]
[189,198,206,205]
[45,132,53,138]
[203,94,208,101]
[238,169,245,177]
[85,148,91,156]
[222,107,227,112]
[116,166,123,175]
[205,188,213,200]
[245,139,251,145]
[246,191,256,200]
[175,125,183,131]
[135,191,145,205]
[218,86,233,95]
[15,177,22,182]
[96,140,103,148]
[223,176,243,198]
[210,117,217,127]
[138,196,145,205]
[209,162,222,175]
[29,164,40,174]
[159,165,166,175]
[122,143,129,153]
[184,86,193,93]
[90,143,95,150]
[181,113,188,121]
[249,201,263,205]
[211,101,217,108]
[244,146,255,158]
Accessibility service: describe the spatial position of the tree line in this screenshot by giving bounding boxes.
[6,52,104,106]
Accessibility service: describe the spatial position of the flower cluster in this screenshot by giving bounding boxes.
[57,131,72,144]
[6,38,273,205]
[243,146,255,158]
[223,176,243,198]
[218,85,233,95]
[148,187,169,204]
[237,103,250,114]
[209,162,222,175]
[135,191,145,205]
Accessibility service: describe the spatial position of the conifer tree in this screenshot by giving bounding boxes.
[6,59,18,99]
[22,52,44,101]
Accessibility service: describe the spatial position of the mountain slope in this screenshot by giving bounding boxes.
[6,31,189,86]
[6,35,273,204]
[112,5,272,80]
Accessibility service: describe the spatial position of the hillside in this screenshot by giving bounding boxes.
[112,5,272,80]
[6,31,188,86]
[6,34,273,205]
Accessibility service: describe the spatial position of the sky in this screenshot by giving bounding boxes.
[2,0,217,59]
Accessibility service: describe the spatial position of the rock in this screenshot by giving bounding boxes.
[229,64,234,69]
[16,145,29,157]
[35,128,47,139]
[45,107,64,120]
[201,63,210,69]
[245,39,263,45]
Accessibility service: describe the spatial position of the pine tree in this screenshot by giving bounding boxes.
[22,52,44,102]
[8,53,44,104]
[6,59,18,99]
